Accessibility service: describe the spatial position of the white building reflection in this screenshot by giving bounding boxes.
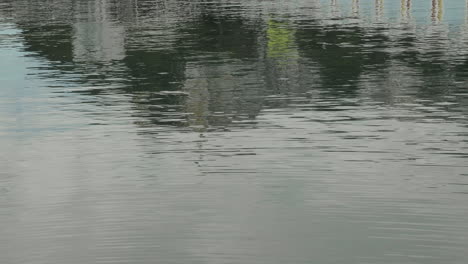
[72,0,125,63]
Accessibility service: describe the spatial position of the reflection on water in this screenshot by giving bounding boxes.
[1,0,468,263]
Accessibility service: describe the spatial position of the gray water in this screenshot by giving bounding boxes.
[1,0,468,263]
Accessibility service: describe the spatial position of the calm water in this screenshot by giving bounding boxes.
[1,0,468,263]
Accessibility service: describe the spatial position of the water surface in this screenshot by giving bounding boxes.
[1,1,468,263]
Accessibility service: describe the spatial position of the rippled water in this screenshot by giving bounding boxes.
[1,0,468,263]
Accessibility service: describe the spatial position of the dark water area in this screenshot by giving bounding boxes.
[1,0,468,263]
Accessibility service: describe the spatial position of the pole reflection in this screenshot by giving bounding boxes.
[375,0,384,21]
[432,0,443,22]
[352,0,359,16]
[401,0,411,21]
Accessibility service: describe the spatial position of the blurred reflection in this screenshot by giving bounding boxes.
[73,0,125,63]
[2,2,468,264]
[330,0,340,18]
[5,0,468,129]
[453,0,468,82]
[401,0,411,21]
[352,0,360,16]
[375,0,384,21]
[432,0,443,22]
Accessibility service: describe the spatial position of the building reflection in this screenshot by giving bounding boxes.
[73,0,125,63]
[7,0,468,130]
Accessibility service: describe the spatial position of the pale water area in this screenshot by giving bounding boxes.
[1,0,468,263]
